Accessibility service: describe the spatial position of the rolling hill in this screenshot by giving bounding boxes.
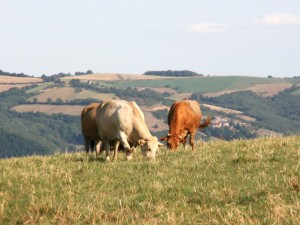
[1,72,300,158]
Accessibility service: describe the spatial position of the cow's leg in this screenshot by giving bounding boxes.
[95,141,101,158]
[113,141,120,161]
[84,136,90,154]
[183,137,187,150]
[104,142,110,161]
[189,132,196,151]
[90,139,95,153]
[117,131,132,160]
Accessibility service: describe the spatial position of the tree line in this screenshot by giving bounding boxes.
[0,69,33,77]
[144,70,203,77]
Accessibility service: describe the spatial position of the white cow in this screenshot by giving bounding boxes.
[96,99,163,161]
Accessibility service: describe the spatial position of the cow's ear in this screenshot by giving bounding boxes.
[138,139,147,146]
[158,142,164,148]
[160,136,167,142]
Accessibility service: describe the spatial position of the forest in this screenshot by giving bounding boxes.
[0,87,81,158]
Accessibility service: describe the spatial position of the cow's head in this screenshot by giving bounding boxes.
[138,136,163,160]
[160,134,186,151]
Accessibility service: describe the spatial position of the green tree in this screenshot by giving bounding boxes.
[33,97,38,104]
[47,97,52,103]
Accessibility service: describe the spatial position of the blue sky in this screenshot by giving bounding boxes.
[1,0,300,77]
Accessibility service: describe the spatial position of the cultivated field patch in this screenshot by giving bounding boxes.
[61,73,170,81]
[27,86,117,102]
[25,82,55,94]
[0,75,42,83]
[169,92,193,101]
[244,83,292,97]
[141,106,169,132]
[0,84,31,93]
[202,103,243,114]
[204,82,292,97]
[12,104,84,116]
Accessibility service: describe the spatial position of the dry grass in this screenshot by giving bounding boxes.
[0,75,42,84]
[27,86,117,102]
[204,83,293,97]
[245,83,293,97]
[169,92,193,101]
[12,104,85,116]
[1,136,300,224]
[0,84,32,93]
[256,128,283,137]
[142,111,168,132]
[202,103,243,115]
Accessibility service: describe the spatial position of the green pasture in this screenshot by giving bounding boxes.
[25,82,55,94]
[108,76,290,93]
[285,77,300,85]
[1,136,300,224]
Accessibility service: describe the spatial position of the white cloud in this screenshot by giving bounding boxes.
[253,12,300,26]
[187,22,227,34]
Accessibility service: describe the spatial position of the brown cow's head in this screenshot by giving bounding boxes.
[160,134,185,151]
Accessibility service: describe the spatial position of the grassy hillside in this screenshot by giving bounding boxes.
[1,136,300,224]
[107,76,300,93]
[195,89,300,134]
[1,74,300,158]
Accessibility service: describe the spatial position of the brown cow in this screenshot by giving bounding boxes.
[160,100,210,151]
[81,103,101,155]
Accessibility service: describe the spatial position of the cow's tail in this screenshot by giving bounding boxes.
[199,115,211,129]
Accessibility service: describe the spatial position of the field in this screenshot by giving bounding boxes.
[12,104,85,116]
[107,76,297,95]
[0,76,43,93]
[27,86,117,102]
[1,136,300,224]
[61,73,170,81]
[0,84,31,93]
[0,75,42,83]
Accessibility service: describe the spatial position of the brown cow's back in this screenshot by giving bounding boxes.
[81,103,101,153]
[163,100,209,151]
[168,100,202,131]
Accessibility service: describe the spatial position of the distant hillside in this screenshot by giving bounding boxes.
[109,76,300,95]
[192,86,300,135]
[1,71,300,158]
[61,73,171,81]
[0,87,81,158]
